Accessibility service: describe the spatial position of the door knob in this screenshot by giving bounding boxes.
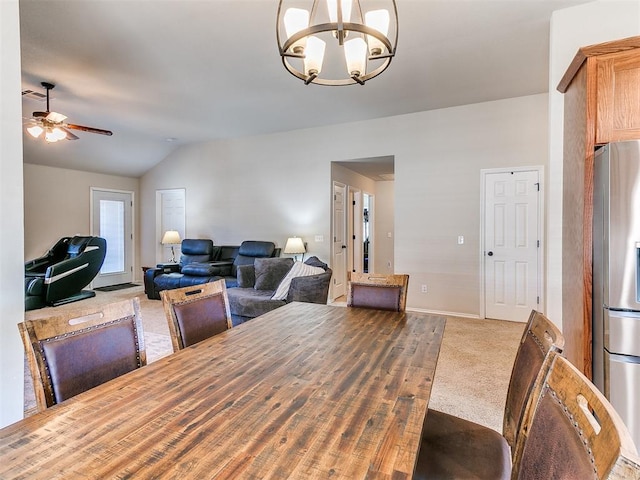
[487,251,494,256]
[342,245,347,249]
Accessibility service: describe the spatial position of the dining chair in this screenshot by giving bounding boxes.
[346,272,409,312]
[18,297,146,412]
[414,309,565,479]
[161,279,232,351]
[512,353,640,479]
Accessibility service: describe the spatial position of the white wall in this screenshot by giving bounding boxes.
[0,0,26,427]
[141,94,548,318]
[23,164,141,280]
[547,1,640,328]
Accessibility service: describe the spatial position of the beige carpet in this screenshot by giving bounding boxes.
[23,286,524,433]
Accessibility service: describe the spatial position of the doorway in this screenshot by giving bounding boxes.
[332,182,347,299]
[481,167,543,322]
[363,193,372,273]
[91,188,133,288]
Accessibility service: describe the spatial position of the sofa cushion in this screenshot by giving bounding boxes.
[227,288,286,318]
[272,261,325,300]
[154,272,184,291]
[254,257,294,291]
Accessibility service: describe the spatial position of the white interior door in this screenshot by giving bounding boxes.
[91,189,133,288]
[156,189,186,264]
[332,182,347,299]
[483,168,541,322]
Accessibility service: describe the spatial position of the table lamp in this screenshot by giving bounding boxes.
[161,230,182,263]
[284,236,306,261]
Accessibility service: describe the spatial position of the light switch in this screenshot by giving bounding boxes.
[457,235,464,245]
[315,235,324,242]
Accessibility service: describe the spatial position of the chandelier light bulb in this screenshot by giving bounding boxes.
[27,125,44,138]
[327,0,353,23]
[344,37,368,79]
[304,36,327,79]
[284,7,310,54]
[365,9,390,56]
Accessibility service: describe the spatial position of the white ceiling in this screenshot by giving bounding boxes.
[19,0,589,178]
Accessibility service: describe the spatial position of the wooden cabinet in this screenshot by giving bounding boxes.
[558,35,640,378]
[596,50,640,143]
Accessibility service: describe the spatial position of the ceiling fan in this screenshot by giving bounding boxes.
[25,82,113,142]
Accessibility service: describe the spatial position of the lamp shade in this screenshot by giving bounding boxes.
[161,230,182,245]
[284,237,306,254]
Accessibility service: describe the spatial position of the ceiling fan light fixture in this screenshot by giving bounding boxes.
[45,129,58,143]
[277,0,398,86]
[27,125,44,138]
[52,127,67,141]
[44,127,66,143]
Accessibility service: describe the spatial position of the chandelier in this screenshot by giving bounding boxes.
[276,0,398,86]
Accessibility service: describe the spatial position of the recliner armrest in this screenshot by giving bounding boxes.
[156,263,180,273]
[181,261,231,277]
[286,270,332,304]
[25,256,52,274]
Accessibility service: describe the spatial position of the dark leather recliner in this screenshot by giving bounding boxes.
[24,236,107,311]
[144,239,280,300]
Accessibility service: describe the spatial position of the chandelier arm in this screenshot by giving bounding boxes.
[280,23,394,56]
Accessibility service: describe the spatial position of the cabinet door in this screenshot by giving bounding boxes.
[597,50,640,143]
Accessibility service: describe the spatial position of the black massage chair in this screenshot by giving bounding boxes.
[24,236,107,311]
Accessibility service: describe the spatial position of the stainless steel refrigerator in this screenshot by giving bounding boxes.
[593,140,640,448]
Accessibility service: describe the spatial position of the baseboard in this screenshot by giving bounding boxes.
[406,307,481,319]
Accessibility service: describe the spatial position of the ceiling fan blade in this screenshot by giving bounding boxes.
[32,111,48,119]
[61,127,79,141]
[66,123,113,136]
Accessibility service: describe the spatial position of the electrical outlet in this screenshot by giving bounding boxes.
[458,235,464,245]
[421,284,427,293]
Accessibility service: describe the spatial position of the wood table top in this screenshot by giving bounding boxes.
[1,302,446,479]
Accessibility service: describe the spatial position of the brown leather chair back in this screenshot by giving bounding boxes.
[513,354,640,479]
[347,273,409,312]
[18,298,146,412]
[502,310,565,451]
[161,279,232,351]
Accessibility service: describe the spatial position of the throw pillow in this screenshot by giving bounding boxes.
[254,257,294,291]
[271,261,325,301]
[236,265,256,288]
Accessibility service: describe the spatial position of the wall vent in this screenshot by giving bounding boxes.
[21,90,47,101]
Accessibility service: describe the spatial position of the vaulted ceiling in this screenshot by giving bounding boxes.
[19,0,590,177]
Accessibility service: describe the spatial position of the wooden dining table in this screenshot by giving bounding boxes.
[0,302,446,479]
